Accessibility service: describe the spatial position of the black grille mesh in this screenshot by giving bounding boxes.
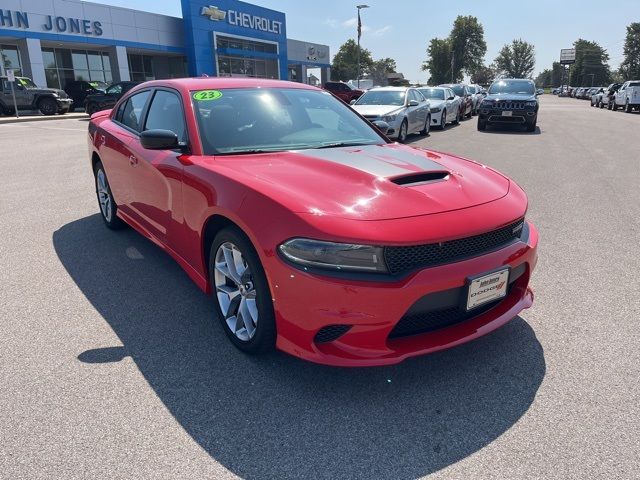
[388,300,500,339]
[384,219,524,276]
[314,325,352,344]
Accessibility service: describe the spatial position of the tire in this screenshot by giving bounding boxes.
[611,101,618,111]
[625,101,632,113]
[209,226,276,354]
[397,119,408,143]
[466,106,472,119]
[2,105,16,116]
[526,116,537,132]
[437,110,446,130]
[453,109,460,125]
[94,161,126,230]
[86,103,96,116]
[420,114,431,135]
[599,101,604,109]
[477,118,487,131]
[38,97,58,116]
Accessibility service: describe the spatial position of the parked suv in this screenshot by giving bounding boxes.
[477,78,539,132]
[323,81,364,103]
[65,80,106,112]
[0,76,73,115]
[84,81,139,115]
[611,80,640,112]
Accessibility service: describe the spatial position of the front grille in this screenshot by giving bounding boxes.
[314,325,352,344]
[495,101,526,110]
[384,219,524,276]
[388,299,501,339]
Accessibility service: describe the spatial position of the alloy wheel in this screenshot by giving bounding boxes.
[398,121,408,142]
[214,242,259,342]
[96,169,113,222]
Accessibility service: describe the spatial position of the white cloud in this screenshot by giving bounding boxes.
[342,17,357,28]
[372,25,392,37]
[324,18,339,28]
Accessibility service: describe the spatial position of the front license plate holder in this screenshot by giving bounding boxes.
[502,110,513,117]
[465,267,510,311]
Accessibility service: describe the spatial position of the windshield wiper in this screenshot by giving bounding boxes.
[312,142,374,149]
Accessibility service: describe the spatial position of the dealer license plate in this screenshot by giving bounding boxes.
[466,268,510,311]
[502,110,513,117]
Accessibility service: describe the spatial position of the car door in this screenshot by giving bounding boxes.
[413,89,429,129]
[3,78,30,108]
[405,90,420,132]
[616,83,627,105]
[127,88,188,244]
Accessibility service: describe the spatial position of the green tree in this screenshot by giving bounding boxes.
[494,39,536,78]
[470,65,496,86]
[449,15,487,80]
[331,39,373,81]
[551,62,564,87]
[535,69,552,87]
[569,39,611,86]
[620,23,640,79]
[370,57,397,86]
[421,38,452,85]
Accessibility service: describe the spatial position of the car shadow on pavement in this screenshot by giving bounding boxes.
[479,125,541,135]
[54,214,545,480]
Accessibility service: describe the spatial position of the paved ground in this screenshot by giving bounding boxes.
[0,111,87,125]
[1,96,638,479]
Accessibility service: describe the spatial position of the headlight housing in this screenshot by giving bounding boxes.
[279,238,388,273]
[481,100,494,107]
[430,107,442,113]
[382,113,398,123]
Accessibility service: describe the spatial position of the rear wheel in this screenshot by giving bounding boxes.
[210,227,276,354]
[94,161,126,230]
[453,109,460,125]
[38,97,57,116]
[397,119,408,142]
[420,114,431,135]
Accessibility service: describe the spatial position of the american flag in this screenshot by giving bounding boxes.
[357,11,362,41]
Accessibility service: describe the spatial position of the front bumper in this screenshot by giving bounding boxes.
[56,98,73,111]
[270,221,539,367]
[479,107,537,124]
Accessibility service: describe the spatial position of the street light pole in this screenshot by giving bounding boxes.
[356,4,369,89]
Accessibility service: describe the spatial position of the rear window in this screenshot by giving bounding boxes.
[629,82,640,87]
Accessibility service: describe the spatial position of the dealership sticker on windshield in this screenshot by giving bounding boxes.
[193,90,223,101]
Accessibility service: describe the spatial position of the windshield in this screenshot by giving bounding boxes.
[467,86,477,94]
[193,88,385,155]
[18,78,38,88]
[355,90,406,106]
[418,88,445,100]
[449,85,464,96]
[489,80,535,95]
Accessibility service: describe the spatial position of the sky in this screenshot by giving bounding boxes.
[97,0,632,83]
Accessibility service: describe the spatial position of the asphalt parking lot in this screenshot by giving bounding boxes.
[1,95,638,479]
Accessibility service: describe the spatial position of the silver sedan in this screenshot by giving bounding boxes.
[417,87,462,130]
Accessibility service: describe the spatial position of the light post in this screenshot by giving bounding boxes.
[356,4,369,89]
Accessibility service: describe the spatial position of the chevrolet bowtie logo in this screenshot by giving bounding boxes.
[201,5,226,21]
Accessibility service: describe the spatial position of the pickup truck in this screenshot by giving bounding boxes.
[0,76,73,115]
[611,81,640,112]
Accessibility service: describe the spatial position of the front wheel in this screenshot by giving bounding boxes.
[526,116,537,132]
[94,161,126,230]
[477,118,487,131]
[625,101,632,113]
[437,110,446,130]
[397,119,408,143]
[420,114,431,135]
[210,227,276,354]
[453,110,460,125]
[38,97,58,116]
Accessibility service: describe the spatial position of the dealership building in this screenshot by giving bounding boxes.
[0,0,331,89]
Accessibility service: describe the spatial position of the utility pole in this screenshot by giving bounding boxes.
[451,53,455,83]
[356,4,369,88]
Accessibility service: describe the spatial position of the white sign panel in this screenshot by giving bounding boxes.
[560,48,576,64]
[7,69,15,82]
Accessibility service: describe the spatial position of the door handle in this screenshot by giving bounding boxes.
[129,155,138,166]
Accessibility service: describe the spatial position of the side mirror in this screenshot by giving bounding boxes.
[140,129,181,150]
[408,99,419,107]
[372,120,390,135]
[349,99,357,105]
[448,96,455,100]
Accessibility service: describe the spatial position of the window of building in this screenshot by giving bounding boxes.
[1,45,22,76]
[217,55,278,79]
[216,35,278,54]
[42,48,112,89]
[128,54,154,82]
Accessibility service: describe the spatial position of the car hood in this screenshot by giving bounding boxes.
[484,93,536,101]
[27,87,68,98]
[211,144,510,220]
[351,105,404,117]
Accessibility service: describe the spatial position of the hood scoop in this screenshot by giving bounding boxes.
[390,171,450,187]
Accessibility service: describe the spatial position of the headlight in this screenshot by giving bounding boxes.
[279,238,387,273]
[481,100,494,107]
[382,113,398,122]
[430,107,442,113]
[526,101,537,107]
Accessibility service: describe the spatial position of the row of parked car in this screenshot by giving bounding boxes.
[554,81,640,112]
[0,75,140,116]
[323,81,488,141]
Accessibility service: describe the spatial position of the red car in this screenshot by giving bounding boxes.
[323,81,365,103]
[88,78,538,367]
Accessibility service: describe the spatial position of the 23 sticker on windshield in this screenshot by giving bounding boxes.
[193,90,223,101]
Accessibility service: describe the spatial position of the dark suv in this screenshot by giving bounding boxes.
[65,81,106,112]
[477,79,539,132]
[84,81,139,115]
[324,81,364,103]
[1,76,73,115]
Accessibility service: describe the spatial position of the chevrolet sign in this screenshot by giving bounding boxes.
[201,6,226,21]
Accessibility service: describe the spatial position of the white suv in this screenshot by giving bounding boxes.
[612,81,640,112]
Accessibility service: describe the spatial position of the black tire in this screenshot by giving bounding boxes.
[611,101,618,111]
[397,119,408,143]
[209,226,276,354]
[477,118,487,131]
[2,105,16,116]
[437,110,446,130]
[466,106,472,119]
[599,101,604,109]
[625,101,632,113]
[38,97,58,116]
[93,161,126,230]
[453,109,460,125]
[526,116,537,132]
[420,114,431,135]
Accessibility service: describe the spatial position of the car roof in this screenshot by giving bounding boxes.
[418,86,446,90]
[130,77,318,92]
[366,86,410,91]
